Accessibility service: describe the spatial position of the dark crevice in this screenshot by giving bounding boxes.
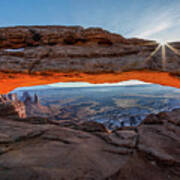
[102,148,134,155]
[43,136,73,144]
[28,59,41,74]
[0,130,46,146]
[29,29,42,42]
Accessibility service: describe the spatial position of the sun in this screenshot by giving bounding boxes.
[157,39,168,46]
[144,39,180,71]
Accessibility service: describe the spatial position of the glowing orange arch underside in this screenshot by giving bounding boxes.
[0,70,180,94]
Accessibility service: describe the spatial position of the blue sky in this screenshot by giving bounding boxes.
[0,0,180,42]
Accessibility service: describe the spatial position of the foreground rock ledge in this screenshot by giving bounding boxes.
[0,98,179,180]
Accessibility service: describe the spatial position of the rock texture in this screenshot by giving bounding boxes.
[0,26,180,74]
[0,94,180,179]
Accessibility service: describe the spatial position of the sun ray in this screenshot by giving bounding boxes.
[158,40,167,46]
[166,43,180,56]
[139,39,180,72]
[144,44,161,64]
[161,45,167,70]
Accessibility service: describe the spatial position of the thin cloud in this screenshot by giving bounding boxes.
[127,4,180,42]
[137,21,171,38]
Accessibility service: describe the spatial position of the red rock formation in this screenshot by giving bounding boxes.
[0,26,130,49]
[0,94,26,118]
[0,26,179,76]
[0,26,157,74]
[0,25,180,179]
